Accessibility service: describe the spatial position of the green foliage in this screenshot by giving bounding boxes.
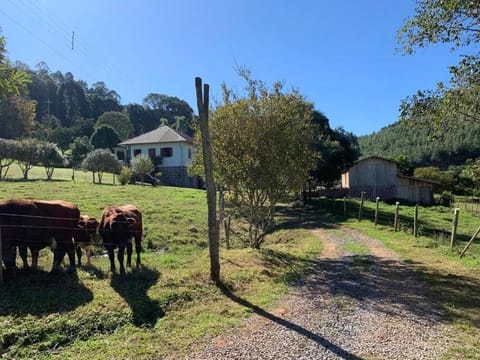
[414,166,455,192]
[95,111,134,141]
[130,155,154,182]
[0,96,36,139]
[0,33,31,101]
[0,138,15,179]
[358,121,480,168]
[37,141,67,180]
[89,124,121,150]
[194,71,317,248]
[13,138,42,180]
[310,111,360,186]
[398,0,480,132]
[69,136,94,167]
[118,166,132,185]
[81,149,121,184]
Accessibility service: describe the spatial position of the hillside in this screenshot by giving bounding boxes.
[358,121,480,168]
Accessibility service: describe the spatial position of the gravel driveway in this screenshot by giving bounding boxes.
[181,225,451,360]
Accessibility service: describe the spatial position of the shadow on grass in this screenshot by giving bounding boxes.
[217,281,364,360]
[110,266,164,327]
[0,269,93,316]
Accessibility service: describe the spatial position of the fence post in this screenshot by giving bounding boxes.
[460,226,480,258]
[374,197,380,226]
[358,192,365,221]
[414,204,419,237]
[0,225,3,285]
[394,202,400,232]
[343,197,347,218]
[450,208,460,249]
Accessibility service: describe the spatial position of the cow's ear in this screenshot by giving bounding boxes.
[126,217,136,224]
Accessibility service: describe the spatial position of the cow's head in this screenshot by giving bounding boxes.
[76,215,99,242]
[110,214,136,245]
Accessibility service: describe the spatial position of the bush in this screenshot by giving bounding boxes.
[118,166,132,185]
[438,191,454,207]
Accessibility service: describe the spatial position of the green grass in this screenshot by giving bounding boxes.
[0,168,323,359]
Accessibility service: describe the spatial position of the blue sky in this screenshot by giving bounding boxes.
[0,0,464,136]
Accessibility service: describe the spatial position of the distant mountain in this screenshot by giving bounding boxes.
[358,121,480,169]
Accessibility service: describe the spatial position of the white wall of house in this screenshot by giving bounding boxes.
[125,142,195,167]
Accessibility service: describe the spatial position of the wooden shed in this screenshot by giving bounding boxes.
[341,156,434,205]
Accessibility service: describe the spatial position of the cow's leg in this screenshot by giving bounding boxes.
[85,244,92,265]
[18,245,29,269]
[51,249,65,274]
[117,245,126,276]
[76,245,83,266]
[66,246,76,273]
[126,241,133,267]
[135,235,142,268]
[107,245,116,273]
[31,249,40,270]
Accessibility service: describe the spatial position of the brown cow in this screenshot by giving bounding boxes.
[73,215,99,266]
[98,204,142,275]
[0,199,79,277]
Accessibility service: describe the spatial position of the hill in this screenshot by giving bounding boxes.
[358,121,480,168]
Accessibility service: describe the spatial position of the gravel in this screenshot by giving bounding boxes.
[176,225,452,360]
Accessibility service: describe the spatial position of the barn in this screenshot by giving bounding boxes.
[341,156,435,205]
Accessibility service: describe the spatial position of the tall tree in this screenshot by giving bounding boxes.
[0,96,36,139]
[398,0,480,129]
[56,74,89,127]
[0,33,30,101]
[194,72,317,249]
[95,111,134,141]
[89,124,121,150]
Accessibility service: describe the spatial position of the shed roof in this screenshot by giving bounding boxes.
[118,126,193,146]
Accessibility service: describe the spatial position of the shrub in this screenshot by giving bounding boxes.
[118,166,132,185]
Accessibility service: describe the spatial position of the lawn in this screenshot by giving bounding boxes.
[0,167,323,359]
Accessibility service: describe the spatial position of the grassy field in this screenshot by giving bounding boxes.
[315,197,480,359]
[0,167,322,359]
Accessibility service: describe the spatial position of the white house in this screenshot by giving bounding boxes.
[115,126,200,188]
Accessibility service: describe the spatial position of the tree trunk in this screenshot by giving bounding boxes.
[195,77,220,283]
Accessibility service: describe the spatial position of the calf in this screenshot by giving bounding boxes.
[73,215,99,266]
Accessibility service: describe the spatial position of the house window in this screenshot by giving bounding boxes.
[116,151,125,161]
[161,147,173,157]
[148,148,156,160]
[133,149,141,157]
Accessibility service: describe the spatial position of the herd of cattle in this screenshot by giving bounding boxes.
[0,199,143,279]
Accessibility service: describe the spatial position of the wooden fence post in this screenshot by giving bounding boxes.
[394,202,400,232]
[358,192,365,221]
[414,204,419,237]
[374,197,380,226]
[450,208,460,249]
[460,226,480,258]
[0,225,3,285]
[343,197,347,218]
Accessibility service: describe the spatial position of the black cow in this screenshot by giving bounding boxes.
[98,205,142,275]
[0,199,80,277]
[73,215,99,266]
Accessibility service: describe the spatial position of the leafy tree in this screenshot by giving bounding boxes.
[0,96,36,138]
[56,74,89,127]
[69,136,94,167]
[38,141,67,180]
[95,111,134,141]
[13,138,42,180]
[143,93,195,134]
[0,138,16,179]
[130,155,154,184]
[310,111,359,186]
[193,72,317,248]
[0,33,31,101]
[398,0,480,130]
[81,149,121,184]
[414,166,455,192]
[89,124,121,150]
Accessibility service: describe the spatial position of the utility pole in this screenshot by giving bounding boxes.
[45,99,52,117]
